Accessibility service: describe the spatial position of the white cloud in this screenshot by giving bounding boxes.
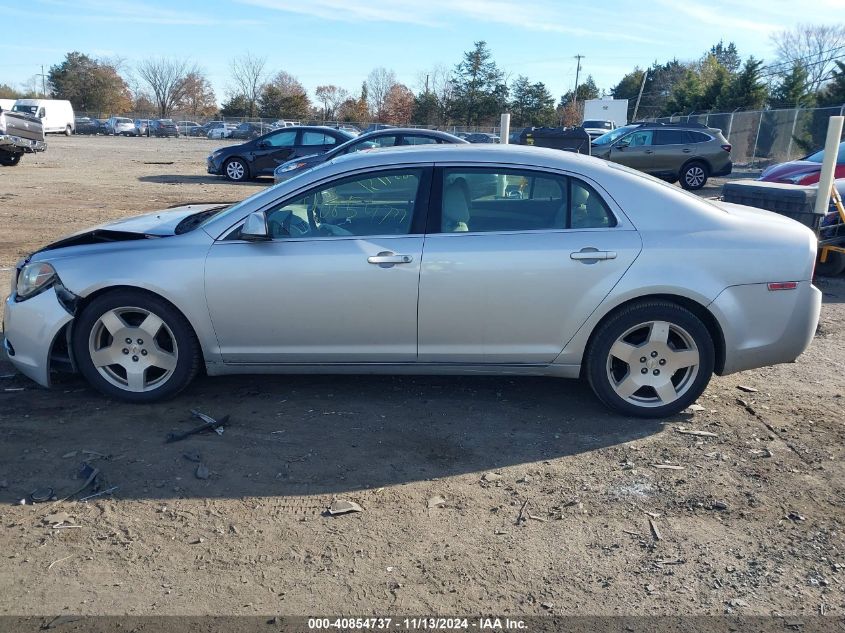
[236,0,658,42]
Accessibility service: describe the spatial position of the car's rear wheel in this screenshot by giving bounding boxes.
[816,250,845,277]
[72,290,201,402]
[225,157,249,181]
[586,301,715,417]
[680,161,708,190]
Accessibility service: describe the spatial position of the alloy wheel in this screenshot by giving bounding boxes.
[88,306,179,393]
[605,320,700,408]
[226,160,246,181]
[684,166,705,188]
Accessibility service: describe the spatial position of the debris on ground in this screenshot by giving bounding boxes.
[29,487,54,503]
[516,499,530,525]
[675,428,718,438]
[327,500,364,516]
[42,512,72,526]
[651,464,685,470]
[481,472,503,483]
[737,385,758,393]
[182,451,202,463]
[686,403,706,412]
[79,486,118,502]
[426,495,446,509]
[195,464,210,480]
[787,511,806,522]
[649,518,662,541]
[165,411,229,443]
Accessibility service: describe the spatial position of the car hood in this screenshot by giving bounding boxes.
[759,160,820,181]
[32,204,225,255]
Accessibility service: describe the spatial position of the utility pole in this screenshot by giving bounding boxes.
[425,74,430,94]
[572,54,584,110]
[36,65,48,97]
[632,70,648,122]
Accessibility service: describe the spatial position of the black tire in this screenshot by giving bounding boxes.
[224,157,249,181]
[816,250,845,277]
[0,152,22,167]
[586,300,715,418]
[679,161,708,190]
[65,125,73,136]
[72,289,201,403]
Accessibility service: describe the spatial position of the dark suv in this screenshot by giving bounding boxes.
[591,122,732,190]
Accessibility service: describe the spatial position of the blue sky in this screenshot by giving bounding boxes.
[0,0,840,105]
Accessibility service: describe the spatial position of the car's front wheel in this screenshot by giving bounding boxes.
[224,157,249,181]
[680,161,708,190]
[72,290,201,402]
[586,301,715,417]
[0,152,22,166]
[65,125,73,136]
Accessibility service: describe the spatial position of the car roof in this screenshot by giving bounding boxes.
[356,128,465,140]
[326,143,607,172]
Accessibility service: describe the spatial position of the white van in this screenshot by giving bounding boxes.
[11,99,75,135]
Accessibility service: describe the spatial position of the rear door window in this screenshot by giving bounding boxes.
[653,129,688,145]
[439,168,616,233]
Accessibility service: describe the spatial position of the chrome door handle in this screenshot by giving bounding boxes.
[682,148,692,153]
[367,252,413,265]
[570,249,617,261]
[644,149,653,154]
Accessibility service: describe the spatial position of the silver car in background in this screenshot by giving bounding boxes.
[3,145,821,417]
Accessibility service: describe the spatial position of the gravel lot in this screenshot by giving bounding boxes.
[0,136,843,618]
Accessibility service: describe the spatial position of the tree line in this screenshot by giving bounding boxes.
[1,23,843,128]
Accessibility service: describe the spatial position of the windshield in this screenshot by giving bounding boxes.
[592,125,636,145]
[12,105,38,115]
[583,120,613,129]
[805,141,845,163]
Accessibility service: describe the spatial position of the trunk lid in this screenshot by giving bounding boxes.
[0,110,45,142]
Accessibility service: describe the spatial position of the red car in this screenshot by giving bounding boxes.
[759,141,845,185]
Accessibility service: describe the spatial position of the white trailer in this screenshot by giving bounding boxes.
[582,99,629,139]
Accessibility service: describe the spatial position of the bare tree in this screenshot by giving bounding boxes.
[771,23,845,93]
[136,57,191,118]
[269,70,306,97]
[314,85,348,120]
[230,52,268,118]
[366,67,397,120]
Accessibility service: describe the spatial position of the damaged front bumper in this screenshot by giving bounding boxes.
[3,285,75,387]
[0,134,47,154]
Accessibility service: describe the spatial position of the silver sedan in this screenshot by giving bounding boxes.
[3,145,821,417]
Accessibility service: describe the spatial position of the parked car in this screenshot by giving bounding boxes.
[3,145,820,417]
[176,121,202,136]
[11,99,74,135]
[105,117,135,136]
[274,128,467,183]
[582,119,616,140]
[149,119,179,137]
[0,107,46,166]
[465,132,500,144]
[231,122,267,140]
[74,117,100,135]
[759,141,845,185]
[207,122,236,139]
[591,122,732,190]
[133,119,151,137]
[95,119,110,135]
[208,125,355,181]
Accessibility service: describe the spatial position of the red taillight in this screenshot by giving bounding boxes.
[767,282,798,291]
[721,144,732,152]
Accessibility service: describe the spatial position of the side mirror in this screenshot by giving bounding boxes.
[615,139,629,149]
[241,211,270,241]
[257,140,268,149]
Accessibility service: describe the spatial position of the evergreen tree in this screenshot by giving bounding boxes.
[450,41,507,126]
[717,57,768,110]
[771,63,814,108]
[709,40,741,73]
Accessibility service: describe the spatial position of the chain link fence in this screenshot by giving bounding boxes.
[648,104,845,166]
[72,112,500,139]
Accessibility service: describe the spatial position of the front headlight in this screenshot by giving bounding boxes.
[15,262,56,301]
[278,162,307,173]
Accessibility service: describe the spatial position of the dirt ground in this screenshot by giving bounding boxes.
[0,136,843,618]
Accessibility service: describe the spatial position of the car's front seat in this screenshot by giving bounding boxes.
[442,181,470,232]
